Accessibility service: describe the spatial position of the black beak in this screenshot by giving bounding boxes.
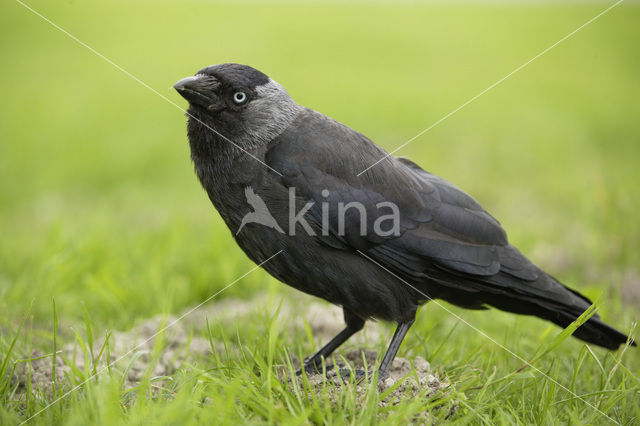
[173,76,200,91]
[173,74,220,109]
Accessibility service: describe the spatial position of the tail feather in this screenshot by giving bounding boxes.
[572,316,635,350]
[420,253,635,350]
[476,272,634,350]
[535,276,634,349]
[519,295,634,349]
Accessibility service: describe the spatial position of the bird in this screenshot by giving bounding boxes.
[174,63,634,381]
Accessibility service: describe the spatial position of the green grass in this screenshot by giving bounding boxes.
[1,0,639,424]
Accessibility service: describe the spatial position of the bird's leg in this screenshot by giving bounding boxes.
[297,308,365,376]
[329,318,415,384]
[377,319,414,381]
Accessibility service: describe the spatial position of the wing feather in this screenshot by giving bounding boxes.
[267,109,510,278]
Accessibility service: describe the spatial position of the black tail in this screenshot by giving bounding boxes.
[424,243,635,350]
[476,272,635,350]
[571,315,635,350]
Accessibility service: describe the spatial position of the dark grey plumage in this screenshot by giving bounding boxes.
[174,63,634,379]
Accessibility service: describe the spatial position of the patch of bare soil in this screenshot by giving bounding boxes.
[14,314,215,398]
[284,348,448,407]
[14,295,446,405]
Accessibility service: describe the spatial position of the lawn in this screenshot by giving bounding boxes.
[1,0,639,424]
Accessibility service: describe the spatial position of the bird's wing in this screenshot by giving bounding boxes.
[266,109,535,280]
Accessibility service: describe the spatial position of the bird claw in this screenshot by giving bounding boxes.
[295,359,335,376]
[296,357,369,384]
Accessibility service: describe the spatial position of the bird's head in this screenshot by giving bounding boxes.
[174,63,302,150]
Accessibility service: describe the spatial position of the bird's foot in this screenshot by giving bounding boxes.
[328,368,369,384]
[295,358,335,376]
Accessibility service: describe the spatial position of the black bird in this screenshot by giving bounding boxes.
[174,63,634,381]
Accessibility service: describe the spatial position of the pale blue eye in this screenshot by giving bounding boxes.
[233,92,247,104]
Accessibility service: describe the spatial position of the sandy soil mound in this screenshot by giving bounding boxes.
[284,348,448,407]
[14,295,447,403]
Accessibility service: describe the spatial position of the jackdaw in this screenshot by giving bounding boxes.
[174,63,634,381]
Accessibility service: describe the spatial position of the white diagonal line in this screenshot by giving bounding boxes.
[357,0,624,176]
[19,250,283,425]
[14,0,282,177]
[356,249,622,425]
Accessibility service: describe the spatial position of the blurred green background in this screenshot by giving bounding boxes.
[0,0,640,424]
[0,1,639,421]
[2,0,638,325]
